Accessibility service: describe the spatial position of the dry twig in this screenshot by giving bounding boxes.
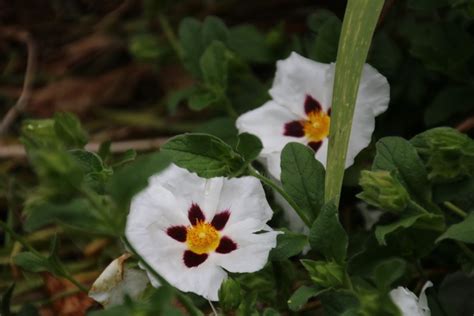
[0,27,37,136]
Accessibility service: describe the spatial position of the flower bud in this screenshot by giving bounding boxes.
[358,170,410,213]
[301,260,344,288]
[218,278,242,311]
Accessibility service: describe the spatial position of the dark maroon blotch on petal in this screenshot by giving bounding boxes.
[215,236,237,254]
[188,203,205,225]
[183,250,208,268]
[304,95,322,114]
[211,211,230,230]
[166,225,187,242]
[308,141,323,152]
[327,107,332,116]
[284,121,304,137]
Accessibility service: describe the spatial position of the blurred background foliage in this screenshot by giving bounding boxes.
[1,0,474,315]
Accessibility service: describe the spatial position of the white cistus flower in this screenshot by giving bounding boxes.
[236,52,390,180]
[125,164,279,301]
[89,253,149,307]
[390,281,432,316]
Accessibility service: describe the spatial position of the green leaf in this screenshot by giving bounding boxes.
[369,31,403,76]
[437,213,474,244]
[201,16,229,47]
[128,33,162,61]
[281,143,325,223]
[373,258,406,289]
[320,290,360,316]
[308,14,341,63]
[287,285,325,311]
[1,284,15,316]
[374,214,424,245]
[324,0,385,206]
[166,87,197,114]
[236,133,262,162]
[107,152,171,207]
[24,199,97,232]
[188,88,222,111]
[14,252,52,273]
[53,112,88,149]
[269,229,308,261]
[200,41,229,89]
[161,133,244,178]
[309,202,348,263]
[179,18,203,76]
[195,117,238,147]
[373,137,431,203]
[228,25,272,63]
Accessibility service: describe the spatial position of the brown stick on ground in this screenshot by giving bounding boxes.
[0,137,168,159]
[0,27,37,136]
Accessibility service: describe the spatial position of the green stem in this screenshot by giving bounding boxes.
[247,166,311,227]
[324,0,385,207]
[158,14,184,59]
[0,221,88,293]
[0,220,41,256]
[222,97,238,119]
[443,201,468,218]
[122,236,203,316]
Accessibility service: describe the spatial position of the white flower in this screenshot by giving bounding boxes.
[236,52,390,180]
[125,164,279,301]
[390,282,432,316]
[89,254,149,307]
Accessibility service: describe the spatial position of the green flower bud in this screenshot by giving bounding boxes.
[358,170,410,213]
[301,260,344,288]
[218,278,242,311]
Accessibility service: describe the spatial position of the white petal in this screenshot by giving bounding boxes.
[217,176,273,232]
[236,100,305,155]
[213,223,279,273]
[89,254,149,307]
[390,282,432,316]
[262,152,283,181]
[325,63,390,168]
[356,202,385,230]
[269,52,332,117]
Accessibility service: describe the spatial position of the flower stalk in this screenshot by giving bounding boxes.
[324,0,385,207]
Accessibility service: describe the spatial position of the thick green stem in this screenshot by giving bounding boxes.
[247,166,311,227]
[324,0,385,207]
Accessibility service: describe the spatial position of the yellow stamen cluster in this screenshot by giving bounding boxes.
[186,221,220,254]
[303,111,330,142]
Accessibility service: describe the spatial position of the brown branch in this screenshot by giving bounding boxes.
[0,27,37,136]
[0,137,168,159]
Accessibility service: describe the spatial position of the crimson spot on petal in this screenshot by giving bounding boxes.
[166,225,187,242]
[183,250,208,268]
[304,95,322,114]
[308,141,323,152]
[211,211,230,230]
[188,203,205,225]
[284,121,304,137]
[215,236,237,254]
[327,107,332,116]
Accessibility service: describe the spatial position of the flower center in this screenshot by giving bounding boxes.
[186,221,220,254]
[303,111,330,142]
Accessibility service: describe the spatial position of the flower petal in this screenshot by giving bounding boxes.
[389,282,432,316]
[236,100,305,155]
[215,176,273,232]
[215,236,237,254]
[211,211,230,230]
[269,52,331,117]
[213,222,278,273]
[183,250,208,267]
[127,227,226,301]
